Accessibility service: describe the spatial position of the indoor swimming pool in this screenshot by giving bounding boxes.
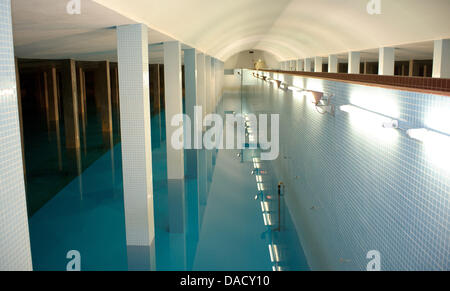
[27,88,309,271]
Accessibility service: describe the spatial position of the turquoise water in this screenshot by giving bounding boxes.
[28,89,309,271]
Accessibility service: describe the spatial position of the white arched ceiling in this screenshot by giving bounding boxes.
[225,50,281,70]
[93,0,450,61]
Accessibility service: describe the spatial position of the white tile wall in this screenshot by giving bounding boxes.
[164,41,184,180]
[117,24,155,247]
[249,70,449,271]
[0,0,32,271]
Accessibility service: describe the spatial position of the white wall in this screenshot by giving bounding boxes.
[224,50,280,70]
[0,0,32,271]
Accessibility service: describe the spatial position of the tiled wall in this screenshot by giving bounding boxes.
[117,24,155,248]
[0,0,32,270]
[244,69,449,271]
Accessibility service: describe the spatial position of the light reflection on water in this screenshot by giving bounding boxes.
[28,90,308,271]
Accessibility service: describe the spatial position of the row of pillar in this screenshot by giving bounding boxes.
[281,39,450,78]
[8,18,222,269]
[117,24,224,269]
[18,60,119,151]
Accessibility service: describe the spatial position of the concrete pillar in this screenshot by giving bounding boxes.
[110,64,120,123]
[149,64,162,148]
[218,60,224,103]
[0,0,32,271]
[94,61,113,133]
[47,67,60,123]
[328,55,338,73]
[409,60,414,77]
[77,67,87,153]
[14,59,26,180]
[297,59,304,72]
[61,59,81,149]
[77,67,86,125]
[197,53,206,127]
[215,59,220,106]
[348,52,361,74]
[46,66,63,170]
[304,58,312,72]
[185,49,199,173]
[117,24,155,270]
[149,64,161,115]
[42,71,51,130]
[184,49,201,268]
[164,41,186,234]
[36,72,45,112]
[159,65,165,112]
[211,58,216,112]
[315,57,323,72]
[433,39,450,78]
[205,55,211,115]
[379,47,395,76]
[195,52,207,254]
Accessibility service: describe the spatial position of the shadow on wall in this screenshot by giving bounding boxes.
[224,50,280,70]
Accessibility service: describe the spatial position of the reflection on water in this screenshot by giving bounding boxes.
[26,82,308,270]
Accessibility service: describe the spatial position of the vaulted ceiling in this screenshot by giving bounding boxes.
[12,0,450,62]
[93,0,450,61]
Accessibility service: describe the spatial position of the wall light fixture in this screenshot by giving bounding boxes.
[407,128,450,144]
[340,105,399,129]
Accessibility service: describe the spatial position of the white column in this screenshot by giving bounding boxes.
[433,39,450,78]
[197,53,206,126]
[0,0,32,271]
[164,41,186,233]
[379,47,395,76]
[211,58,216,112]
[218,60,224,103]
[298,59,304,71]
[348,52,361,74]
[117,24,155,270]
[328,55,338,73]
[205,55,211,115]
[183,48,200,269]
[315,57,323,72]
[185,48,198,149]
[195,54,208,236]
[304,58,312,72]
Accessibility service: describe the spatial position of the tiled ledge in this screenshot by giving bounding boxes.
[260,69,450,97]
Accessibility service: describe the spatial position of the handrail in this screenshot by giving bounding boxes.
[276,182,285,232]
